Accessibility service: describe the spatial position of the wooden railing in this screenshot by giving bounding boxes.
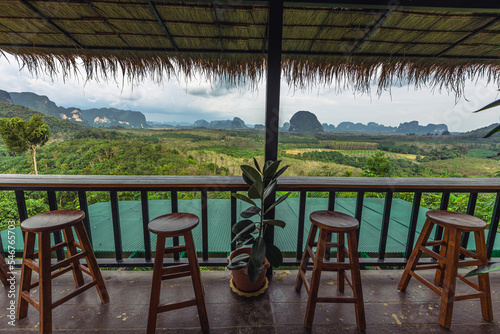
[1,174,500,268]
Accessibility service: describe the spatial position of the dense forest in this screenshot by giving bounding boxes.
[1,103,500,230]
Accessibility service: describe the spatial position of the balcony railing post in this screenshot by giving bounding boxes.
[231,191,237,251]
[378,191,393,260]
[78,190,92,246]
[47,190,65,261]
[201,189,208,261]
[487,192,500,259]
[296,191,307,260]
[15,190,28,223]
[405,192,422,259]
[325,191,336,260]
[433,192,450,254]
[110,190,123,262]
[355,192,365,241]
[460,192,478,259]
[140,191,152,262]
[171,190,180,261]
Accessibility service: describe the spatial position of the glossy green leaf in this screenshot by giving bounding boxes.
[464,262,500,277]
[241,205,260,218]
[263,180,277,200]
[273,165,289,179]
[242,172,254,186]
[251,237,266,267]
[473,99,500,113]
[266,244,283,267]
[263,160,273,171]
[231,224,257,243]
[264,191,291,214]
[232,193,257,207]
[248,179,264,199]
[263,160,282,178]
[235,233,254,246]
[264,219,286,228]
[227,261,248,270]
[241,165,261,183]
[229,253,250,264]
[247,260,262,283]
[484,124,500,138]
[232,219,256,234]
[253,157,261,173]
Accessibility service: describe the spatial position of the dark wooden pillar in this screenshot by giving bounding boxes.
[263,0,284,276]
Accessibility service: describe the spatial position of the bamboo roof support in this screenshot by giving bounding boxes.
[18,0,83,49]
[308,7,334,52]
[147,0,179,52]
[213,4,224,52]
[349,9,393,56]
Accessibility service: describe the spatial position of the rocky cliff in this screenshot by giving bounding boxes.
[193,117,248,129]
[289,111,324,134]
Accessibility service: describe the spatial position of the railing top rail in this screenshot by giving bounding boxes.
[1,174,500,192]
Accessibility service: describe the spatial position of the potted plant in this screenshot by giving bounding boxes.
[227,158,290,295]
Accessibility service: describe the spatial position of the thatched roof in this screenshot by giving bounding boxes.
[1,1,500,95]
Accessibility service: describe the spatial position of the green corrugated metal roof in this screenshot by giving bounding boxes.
[3,198,500,257]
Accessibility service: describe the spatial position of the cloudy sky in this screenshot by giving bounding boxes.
[0,54,499,132]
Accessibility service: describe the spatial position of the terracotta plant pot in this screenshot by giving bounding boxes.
[228,247,270,294]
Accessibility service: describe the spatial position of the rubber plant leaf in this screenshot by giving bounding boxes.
[232,219,257,234]
[227,261,248,270]
[473,99,500,113]
[265,191,291,215]
[263,219,286,228]
[265,244,283,267]
[253,157,261,173]
[251,236,266,267]
[232,193,257,207]
[235,233,255,246]
[484,124,500,138]
[242,173,254,186]
[231,222,257,243]
[263,160,282,178]
[241,165,261,183]
[248,178,264,199]
[247,259,261,283]
[241,205,260,218]
[229,253,250,264]
[273,165,289,179]
[464,263,500,277]
[263,180,277,200]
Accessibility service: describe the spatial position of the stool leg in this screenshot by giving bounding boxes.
[63,226,85,287]
[147,236,166,334]
[305,228,328,329]
[439,228,461,328]
[434,228,449,287]
[39,232,53,334]
[474,230,493,322]
[185,232,210,332]
[74,223,109,303]
[398,218,434,291]
[347,230,366,330]
[295,224,317,291]
[337,232,345,293]
[17,231,36,319]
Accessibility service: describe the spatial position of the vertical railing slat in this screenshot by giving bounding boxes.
[405,192,422,259]
[433,192,450,254]
[201,189,208,261]
[355,192,365,241]
[47,190,65,261]
[15,190,28,223]
[140,191,152,261]
[231,191,237,252]
[378,191,393,260]
[487,192,500,259]
[171,191,179,261]
[296,191,306,260]
[325,191,336,260]
[110,191,123,262]
[460,192,478,260]
[77,190,92,245]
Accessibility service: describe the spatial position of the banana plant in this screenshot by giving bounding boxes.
[227,158,291,283]
[473,91,500,138]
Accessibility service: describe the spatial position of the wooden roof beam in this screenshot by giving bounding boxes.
[436,15,500,57]
[147,0,179,52]
[212,4,224,51]
[18,0,83,49]
[349,9,392,56]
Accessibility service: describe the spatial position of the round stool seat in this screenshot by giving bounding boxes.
[21,209,85,232]
[310,211,359,231]
[426,210,486,231]
[148,212,199,236]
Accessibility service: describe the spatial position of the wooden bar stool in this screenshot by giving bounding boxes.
[295,210,366,330]
[147,213,209,334]
[17,209,109,334]
[398,210,493,328]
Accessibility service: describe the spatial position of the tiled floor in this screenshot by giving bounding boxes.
[1,269,499,333]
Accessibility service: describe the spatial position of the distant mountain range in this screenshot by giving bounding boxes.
[1,90,147,128]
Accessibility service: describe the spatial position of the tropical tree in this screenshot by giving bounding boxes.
[0,116,50,174]
[363,151,391,177]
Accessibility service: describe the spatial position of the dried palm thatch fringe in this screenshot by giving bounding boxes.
[3,50,500,97]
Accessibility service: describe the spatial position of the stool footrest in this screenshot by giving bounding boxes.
[20,290,40,311]
[24,259,40,273]
[409,271,442,295]
[460,247,477,259]
[157,299,197,313]
[322,262,351,271]
[298,269,310,294]
[51,251,87,271]
[455,291,485,302]
[317,296,357,304]
[164,245,187,254]
[52,280,97,309]
[420,246,446,262]
[161,264,191,280]
[29,265,74,289]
